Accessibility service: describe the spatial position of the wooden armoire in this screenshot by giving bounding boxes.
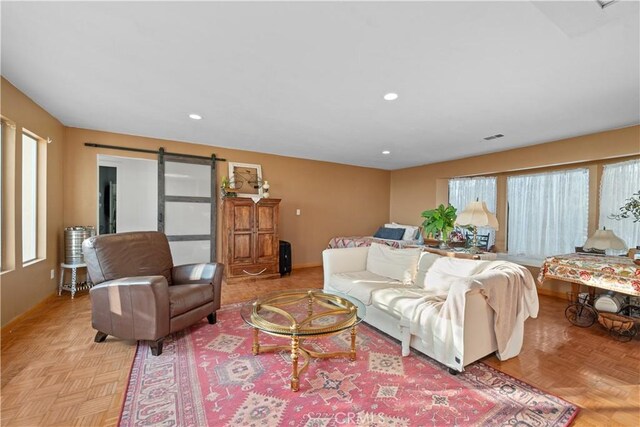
[222,197,281,282]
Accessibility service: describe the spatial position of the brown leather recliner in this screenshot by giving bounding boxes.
[82,231,224,356]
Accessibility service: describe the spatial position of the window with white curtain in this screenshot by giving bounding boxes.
[507,168,589,259]
[598,159,640,248]
[22,133,38,263]
[448,176,497,246]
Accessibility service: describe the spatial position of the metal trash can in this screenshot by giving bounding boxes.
[64,226,96,264]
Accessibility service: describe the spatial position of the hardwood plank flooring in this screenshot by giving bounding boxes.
[1,266,638,426]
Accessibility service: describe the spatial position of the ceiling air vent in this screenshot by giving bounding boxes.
[483,133,504,141]
[596,0,618,9]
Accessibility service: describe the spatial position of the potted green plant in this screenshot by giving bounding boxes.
[220,176,237,198]
[421,204,457,248]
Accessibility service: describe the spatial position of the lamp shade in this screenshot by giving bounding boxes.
[583,229,627,250]
[455,201,499,230]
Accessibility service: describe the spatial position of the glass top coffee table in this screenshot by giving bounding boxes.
[240,289,366,391]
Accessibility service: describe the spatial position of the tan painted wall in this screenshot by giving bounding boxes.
[391,126,640,225]
[63,128,391,268]
[1,78,65,326]
[390,125,640,296]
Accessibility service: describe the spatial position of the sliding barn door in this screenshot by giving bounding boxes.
[158,149,217,264]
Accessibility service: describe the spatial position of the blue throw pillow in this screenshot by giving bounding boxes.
[373,227,405,240]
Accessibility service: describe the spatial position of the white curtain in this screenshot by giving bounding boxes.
[599,159,640,249]
[507,168,589,259]
[449,177,497,246]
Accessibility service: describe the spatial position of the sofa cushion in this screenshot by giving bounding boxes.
[423,257,490,293]
[366,243,422,284]
[168,284,213,317]
[414,252,442,289]
[330,270,402,305]
[373,227,405,240]
[371,286,445,319]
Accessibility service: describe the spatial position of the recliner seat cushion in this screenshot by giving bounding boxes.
[168,284,214,317]
[330,270,402,305]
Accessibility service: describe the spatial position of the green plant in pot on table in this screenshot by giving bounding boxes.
[609,189,640,264]
[421,204,457,248]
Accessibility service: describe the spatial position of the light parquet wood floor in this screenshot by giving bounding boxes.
[1,266,638,426]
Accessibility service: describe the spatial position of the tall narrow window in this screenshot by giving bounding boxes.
[22,133,38,263]
[1,119,16,271]
[599,159,640,248]
[507,168,589,259]
[448,176,497,245]
[0,122,3,264]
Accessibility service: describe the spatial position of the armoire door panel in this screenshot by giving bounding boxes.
[256,233,276,260]
[257,205,276,231]
[232,234,253,263]
[233,205,253,231]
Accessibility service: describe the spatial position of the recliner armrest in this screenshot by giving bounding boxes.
[171,263,224,310]
[89,275,171,341]
[171,263,223,285]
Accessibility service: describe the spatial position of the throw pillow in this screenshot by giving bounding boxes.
[414,252,442,288]
[423,257,489,293]
[373,227,405,240]
[385,223,420,241]
[366,243,421,284]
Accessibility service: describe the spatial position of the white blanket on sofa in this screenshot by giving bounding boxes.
[406,261,538,365]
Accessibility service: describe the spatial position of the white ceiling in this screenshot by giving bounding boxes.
[2,1,639,170]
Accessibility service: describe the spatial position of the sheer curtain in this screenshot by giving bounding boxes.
[448,177,497,246]
[599,159,640,248]
[507,168,589,259]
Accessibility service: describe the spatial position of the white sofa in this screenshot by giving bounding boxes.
[322,244,539,373]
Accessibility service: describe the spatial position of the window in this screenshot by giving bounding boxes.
[1,119,16,272]
[0,122,3,264]
[599,159,640,248]
[448,176,497,245]
[22,132,38,263]
[507,168,589,259]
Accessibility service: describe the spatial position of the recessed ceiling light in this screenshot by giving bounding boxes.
[189,113,202,120]
[483,133,505,141]
[382,150,391,155]
[383,93,398,101]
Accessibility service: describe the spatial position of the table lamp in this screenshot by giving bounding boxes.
[583,228,627,255]
[456,200,499,254]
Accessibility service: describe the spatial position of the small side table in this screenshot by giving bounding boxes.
[58,263,93,299]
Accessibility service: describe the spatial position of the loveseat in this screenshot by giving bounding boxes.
[322,243,539,372]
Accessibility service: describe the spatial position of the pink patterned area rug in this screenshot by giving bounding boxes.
[120,304,578,426]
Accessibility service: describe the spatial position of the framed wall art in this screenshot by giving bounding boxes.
[228,162,263,198]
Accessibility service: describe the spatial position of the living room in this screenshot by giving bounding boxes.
[1,1,639,426]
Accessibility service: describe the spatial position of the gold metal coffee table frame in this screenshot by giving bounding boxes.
[240,289,365,391]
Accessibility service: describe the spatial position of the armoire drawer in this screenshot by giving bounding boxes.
[229,263,278,278]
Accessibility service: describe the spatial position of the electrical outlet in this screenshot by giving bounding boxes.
[50,269,55,280]
[296,209,301,216]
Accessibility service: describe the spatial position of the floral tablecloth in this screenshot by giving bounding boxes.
[538,253,640,296]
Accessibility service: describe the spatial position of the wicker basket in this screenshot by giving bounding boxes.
[597,312,635,333]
